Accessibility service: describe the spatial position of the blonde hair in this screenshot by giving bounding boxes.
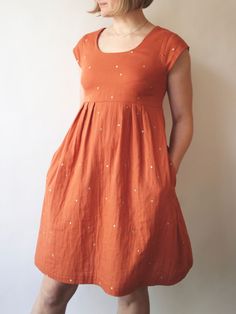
[87,0,154,16]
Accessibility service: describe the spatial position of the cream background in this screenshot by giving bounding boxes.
[0,0,235,313]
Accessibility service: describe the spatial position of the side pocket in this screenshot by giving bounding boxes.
[167,147,177,188]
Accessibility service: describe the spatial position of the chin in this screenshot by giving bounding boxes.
[100,11,114,17]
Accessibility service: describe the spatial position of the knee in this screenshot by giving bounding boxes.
[40,275,78,307]
[118,286,149,307]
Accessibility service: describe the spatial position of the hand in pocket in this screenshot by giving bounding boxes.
[168,154,177,188]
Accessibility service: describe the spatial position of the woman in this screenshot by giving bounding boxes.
[31,0,193,313]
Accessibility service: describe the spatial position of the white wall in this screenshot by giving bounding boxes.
[0,0,235,313]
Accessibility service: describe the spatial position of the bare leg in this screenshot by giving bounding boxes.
[31,275,78,314]
[117,286,150,314]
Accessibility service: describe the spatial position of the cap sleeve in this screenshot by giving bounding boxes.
[73,36,84,67]
[164,32,190,73]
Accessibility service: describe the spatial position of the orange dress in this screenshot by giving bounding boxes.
[34,25,193,297]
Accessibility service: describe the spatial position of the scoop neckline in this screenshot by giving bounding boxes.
[95,25,161,55]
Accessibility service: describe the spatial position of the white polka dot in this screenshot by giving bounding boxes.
[110,286,113,290]
[113,224,116,227]
[171,47,175,51]
[110,95,114,99]
[96,86,100,90]
[69,278,73,282]
[69,221,72,224]
[141,129,144,133]
[88,65,91,69]
[51,253,54,257]
[106,164,109,167]
[75,199,78,202]
[117,123,121,127]
[150,165,153,168]
[133,188,137,192]
[150,199,154,203]
[119,73,123,76]
[115,65,119,68]
[97,111,100,114]
[130,50,134,53]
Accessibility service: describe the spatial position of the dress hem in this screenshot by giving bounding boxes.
[34,259,193,297]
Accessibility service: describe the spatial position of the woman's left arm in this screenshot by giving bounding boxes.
[167,49,193,173]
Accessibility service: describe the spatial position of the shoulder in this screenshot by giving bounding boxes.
[157,25,189,46]
[72,28,102,65]
[73,28,101,50]
[156,25,190,73]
